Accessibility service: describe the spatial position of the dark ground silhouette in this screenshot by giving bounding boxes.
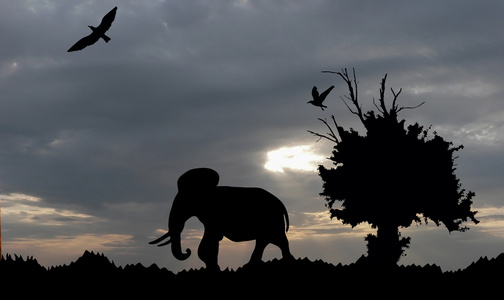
[1,250,502,297]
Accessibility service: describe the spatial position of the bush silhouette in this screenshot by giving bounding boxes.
[1,250,503,297]
[310,69,479,266]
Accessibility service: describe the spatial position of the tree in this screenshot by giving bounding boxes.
[309,68,479,266]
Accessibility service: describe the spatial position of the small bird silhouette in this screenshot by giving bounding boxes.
[68,6,117,52]
[308,85,334,110]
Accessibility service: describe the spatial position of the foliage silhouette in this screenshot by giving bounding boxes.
[67,6,117,52]
[1,251,503,297]
[310,68,479,266]
[149,168,294,271]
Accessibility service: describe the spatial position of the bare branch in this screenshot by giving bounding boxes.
[391,87,402,111]
[378,74,389,117]
[372,97,384,115]
[352,68,359,107]
[330,114,338,127]
[322,68,424,123]
[329,115,342,140]
[340,96,358,116]
[397,101,426,112]
[308,116,341,144]
[307,130,337,143]
[325,116,339,142]
[308,130,338,143]
[323,68,366,125]
[319,117,339,143]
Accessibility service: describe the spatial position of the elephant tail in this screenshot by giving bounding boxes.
[283,205,290,232]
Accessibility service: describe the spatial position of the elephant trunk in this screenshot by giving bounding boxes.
[150,169,219,261]
[148,230,192,260]
[169,233,192,261]
[166,193,192,260]
[149,193,192,261]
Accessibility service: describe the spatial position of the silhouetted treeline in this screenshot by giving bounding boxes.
[1,250,502,297]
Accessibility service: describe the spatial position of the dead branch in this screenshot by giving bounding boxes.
[321,68,425,129]
[372,97,384,115]
[307,130,337,143]
[307,116,340,143]
[322,68,365,125]
[340,96,358,115]
[378,74,389,117]
[397,101,426,112]
[391,87,402,112]
[377,74,423,116]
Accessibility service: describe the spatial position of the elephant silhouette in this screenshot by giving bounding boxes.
[150,168,294,271]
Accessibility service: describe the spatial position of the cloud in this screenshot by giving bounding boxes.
[0,0,503,271]
[434,111,504,148]
[287,211,375,240]
[1,193,97,226]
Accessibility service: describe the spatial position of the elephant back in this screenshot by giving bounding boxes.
[177,168,220,193]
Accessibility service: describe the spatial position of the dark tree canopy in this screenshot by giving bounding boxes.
[310,69,479,265]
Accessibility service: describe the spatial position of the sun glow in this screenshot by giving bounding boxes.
[264,145,324,173]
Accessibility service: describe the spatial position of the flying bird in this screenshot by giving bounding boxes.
[67,6,117,52]
[308,85,334,110]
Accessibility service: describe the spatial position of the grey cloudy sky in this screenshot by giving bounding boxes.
[1,0,504,272]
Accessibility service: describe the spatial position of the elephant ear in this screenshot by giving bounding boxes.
[177,168,220,193]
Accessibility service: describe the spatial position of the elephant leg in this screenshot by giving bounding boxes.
[198,231,222,271]
[272,234,295,261]
[248,239,268,265]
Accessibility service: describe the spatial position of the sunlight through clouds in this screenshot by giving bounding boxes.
[1,193,96,226]
[470,206,504,239]
[264,145,324,173]
[287,211,375,241]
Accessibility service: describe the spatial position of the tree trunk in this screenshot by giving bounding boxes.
[365,224,409,267]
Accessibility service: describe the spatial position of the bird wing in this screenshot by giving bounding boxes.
[311,86,319,99]
[67,33,100,52]
[96,6,117,32]
[319,85,335,101]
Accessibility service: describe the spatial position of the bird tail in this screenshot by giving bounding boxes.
[102,35,111,43]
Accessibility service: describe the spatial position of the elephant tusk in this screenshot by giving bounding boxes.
[149,231,170,245]
[157,238,172,247]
